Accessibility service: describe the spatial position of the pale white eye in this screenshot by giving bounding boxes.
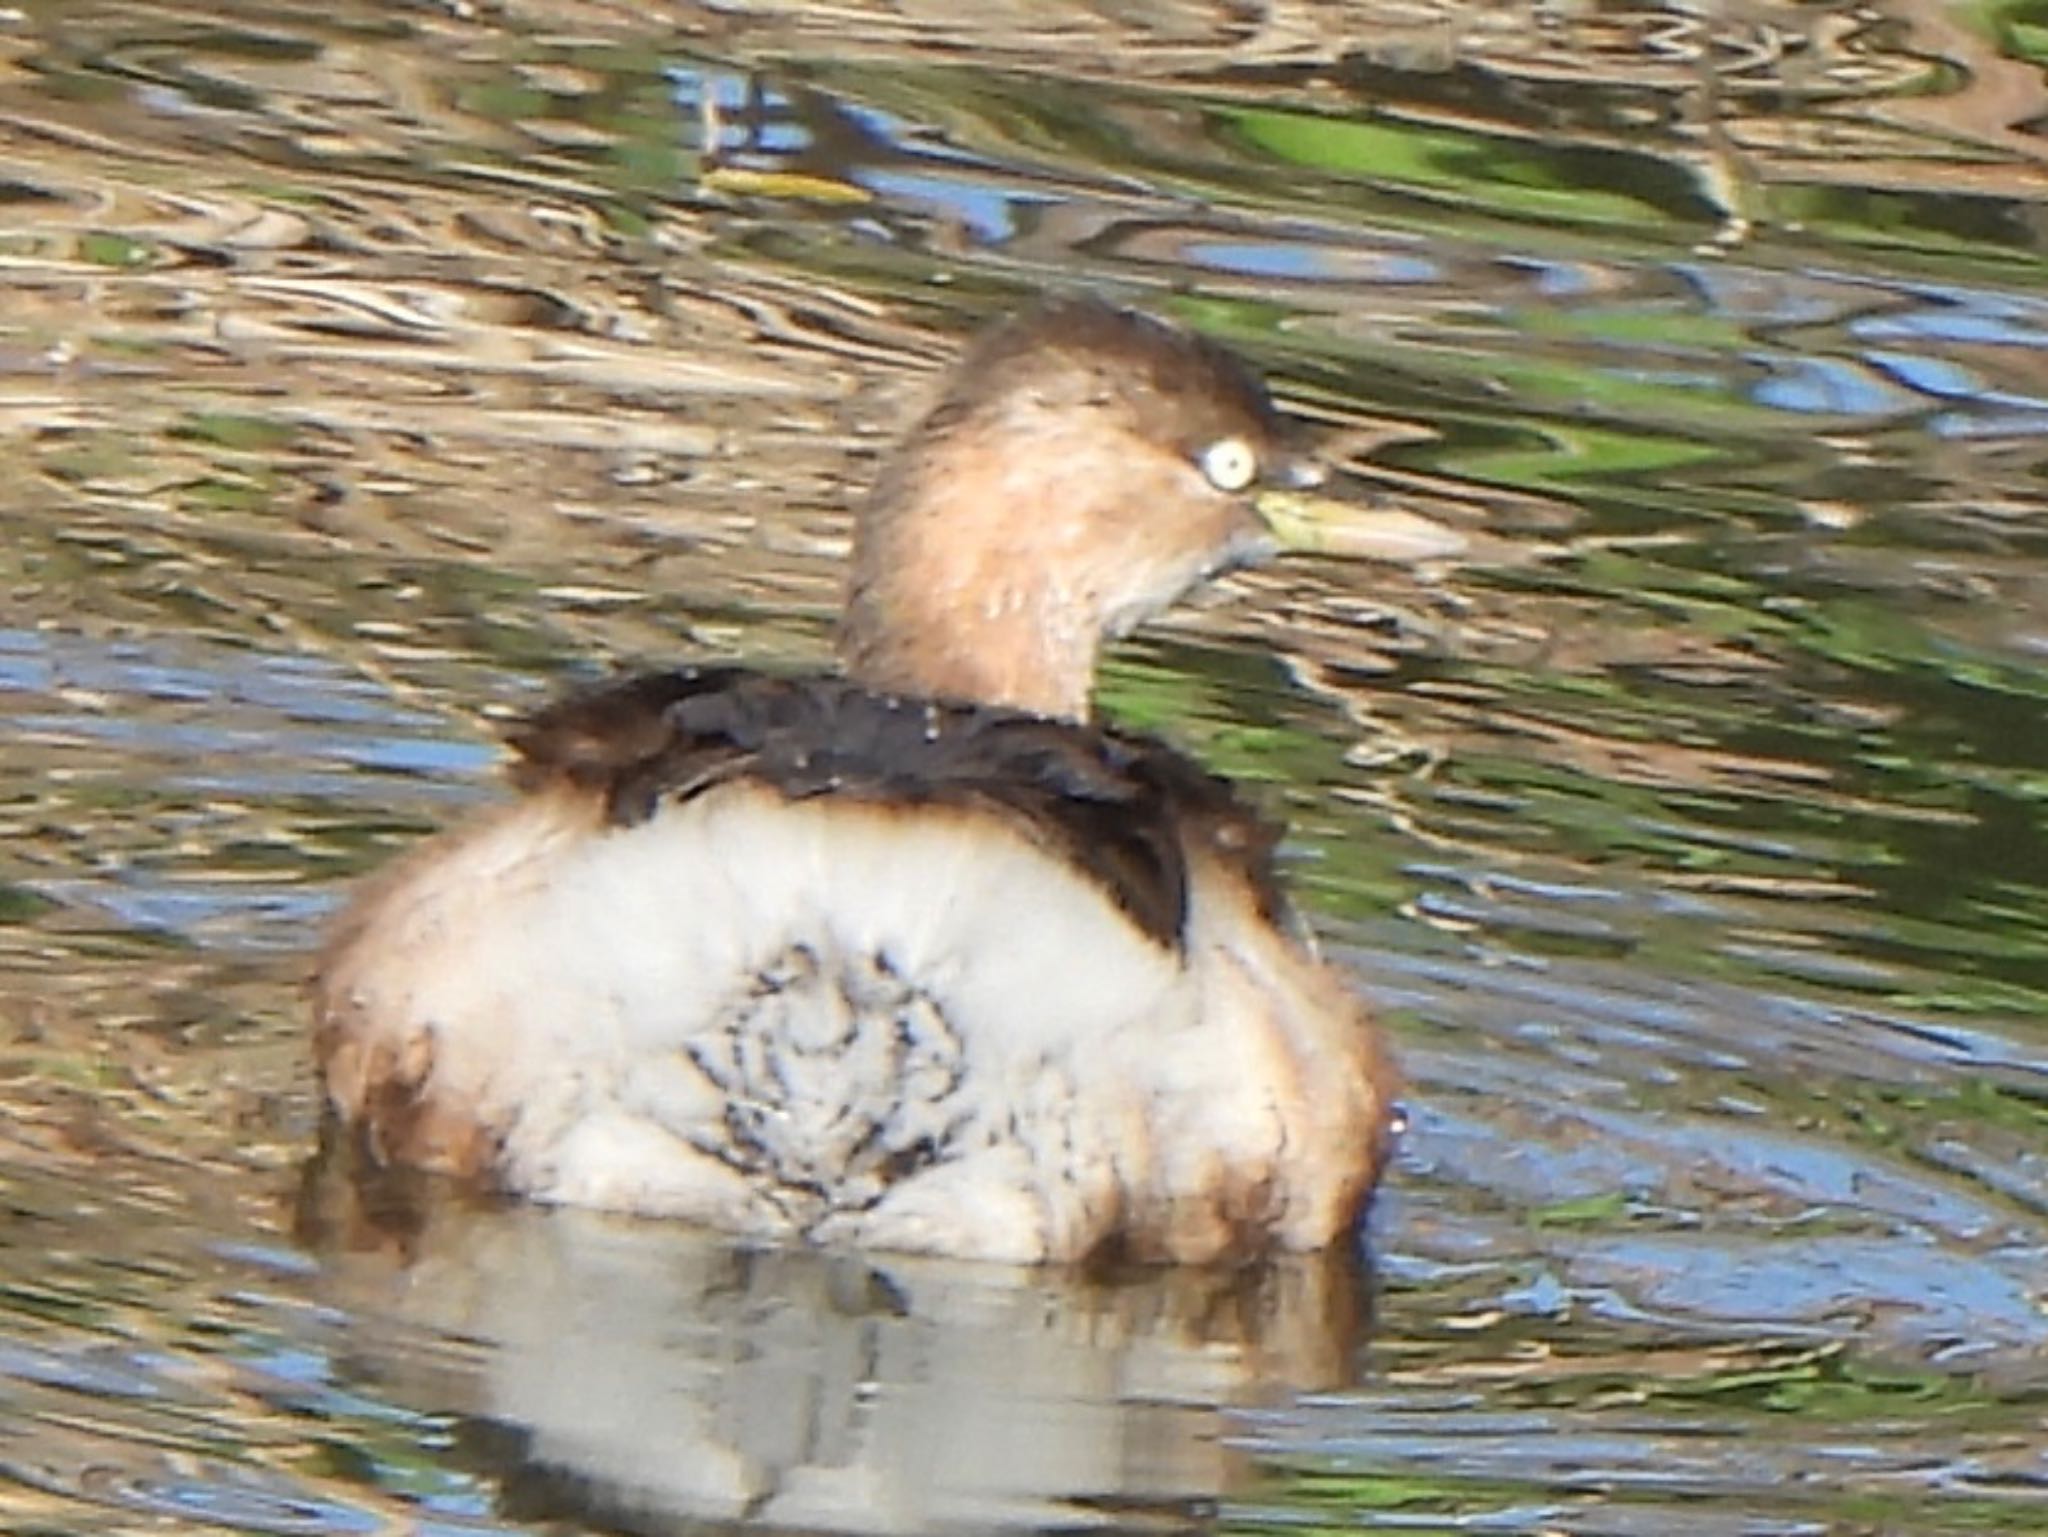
[1198,436,1258,493]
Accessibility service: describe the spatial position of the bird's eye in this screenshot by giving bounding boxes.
[1198,436,1259,492]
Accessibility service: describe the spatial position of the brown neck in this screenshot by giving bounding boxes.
[835,434,1113,720]
[839,604,1097,721]
[838,534,1101,720]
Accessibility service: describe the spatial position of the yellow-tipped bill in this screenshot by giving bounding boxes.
[1255,488,1468,563]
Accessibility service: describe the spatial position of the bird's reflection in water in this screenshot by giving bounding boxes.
[297,1148,1375,1535]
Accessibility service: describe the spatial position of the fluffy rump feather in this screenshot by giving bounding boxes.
[312,672,1393,1263]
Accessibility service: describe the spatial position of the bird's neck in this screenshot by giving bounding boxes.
[836,443,1107,720]
[838,554,1100,720]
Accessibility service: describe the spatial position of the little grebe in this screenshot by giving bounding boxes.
[313,300,1460,1265]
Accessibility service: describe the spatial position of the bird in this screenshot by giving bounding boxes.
[311,297,1460,1266]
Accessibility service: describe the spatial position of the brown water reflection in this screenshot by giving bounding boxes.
[3,0,2048,1533]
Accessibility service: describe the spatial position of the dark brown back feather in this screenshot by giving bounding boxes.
[508,668,1292,951]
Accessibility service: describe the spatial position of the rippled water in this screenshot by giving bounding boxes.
[3,1,2046,1532]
